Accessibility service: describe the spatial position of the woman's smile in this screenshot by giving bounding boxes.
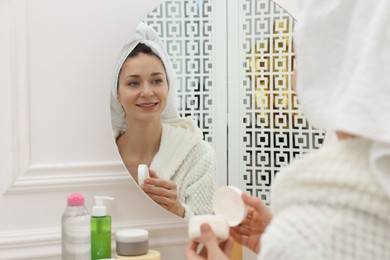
[136,101,159,111]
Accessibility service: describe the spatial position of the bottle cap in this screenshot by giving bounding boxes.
[92,196,114,217]
[67,193,85,206]
[212,186,247,226]
[138,164,149,185]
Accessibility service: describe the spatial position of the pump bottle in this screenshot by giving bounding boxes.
[91,196,114,260]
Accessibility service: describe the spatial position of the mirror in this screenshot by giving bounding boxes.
[110,16,218,219]
[111,0,325,216]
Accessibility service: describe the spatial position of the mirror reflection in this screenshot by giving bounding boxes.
[110,22,218,219]
[111,0,325,217]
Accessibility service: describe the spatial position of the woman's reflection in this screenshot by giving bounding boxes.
[110,22,217,219]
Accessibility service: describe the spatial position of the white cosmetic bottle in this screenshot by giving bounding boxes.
[138,164,149,185]
[62,193,91,260]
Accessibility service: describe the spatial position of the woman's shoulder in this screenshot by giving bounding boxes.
[162,117,203,141]
[194,139,216,155]
[162,117,198,130]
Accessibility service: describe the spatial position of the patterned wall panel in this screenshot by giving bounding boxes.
[144,0,215,144]
[239,0,325,203]
[144,0,325,203]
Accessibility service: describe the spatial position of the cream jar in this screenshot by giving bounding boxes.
[188,186,247,242]
[138,165,149,185]
[116,229,149,256]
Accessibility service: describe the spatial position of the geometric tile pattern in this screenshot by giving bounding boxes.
[144,0,214,143]
[240,0,325,203]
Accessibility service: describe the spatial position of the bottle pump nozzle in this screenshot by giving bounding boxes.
[92,196,114,217]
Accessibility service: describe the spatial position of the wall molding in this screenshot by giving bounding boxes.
[4,161,130,194]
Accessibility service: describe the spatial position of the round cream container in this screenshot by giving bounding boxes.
[188,186,247,242]
[138,165,149,185]
[189,215,229,242]
[116,229,149,256]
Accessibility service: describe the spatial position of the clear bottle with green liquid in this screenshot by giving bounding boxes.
[91,196,114,260]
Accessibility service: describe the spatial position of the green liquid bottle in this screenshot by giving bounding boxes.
[91,196,114,260]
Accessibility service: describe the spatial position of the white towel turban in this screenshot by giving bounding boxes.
[294,0,390,197]
[110,22,179,138]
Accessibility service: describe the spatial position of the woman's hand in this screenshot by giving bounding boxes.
[185,223,233,260]
[140,169,185,217]
[230,193,272,254]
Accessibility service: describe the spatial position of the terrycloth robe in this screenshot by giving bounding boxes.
[259,138,390,259]
[150,117,217,219]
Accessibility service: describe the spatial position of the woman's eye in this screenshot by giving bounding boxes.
[128,81,139,86]
[152,79,163,85]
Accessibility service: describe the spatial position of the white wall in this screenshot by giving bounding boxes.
[0,0,298,259]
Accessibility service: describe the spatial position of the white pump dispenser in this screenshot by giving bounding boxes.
[92,196,114,217]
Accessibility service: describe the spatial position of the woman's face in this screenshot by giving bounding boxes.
[117,53,169,123]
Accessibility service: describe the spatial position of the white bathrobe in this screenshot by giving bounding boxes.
[150,117,217,219]
[258,0,390,258]
[259,138,390,259]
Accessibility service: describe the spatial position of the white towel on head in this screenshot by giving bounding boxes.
[294,0,390,197]
[110,22,179,138]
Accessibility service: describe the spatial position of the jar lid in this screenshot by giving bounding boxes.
[212,186,247,227]
[116,229,149,243]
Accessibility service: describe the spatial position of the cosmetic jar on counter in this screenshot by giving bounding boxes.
[188,186,247,242]
[116,229,148,256]
[115,229,160,260]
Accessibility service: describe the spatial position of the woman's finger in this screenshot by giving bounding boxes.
[148,169,160,179]
[144,177,177,190]
[142,184,174,197]
[221,236,234,256]
[199,223,220,252]
[242,193,264,214]
[185,241,205,260]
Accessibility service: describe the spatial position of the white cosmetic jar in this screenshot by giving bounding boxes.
[116,229,149,256]
[188,186,247,242]
[188,215,229,242]
[138,164,149,185]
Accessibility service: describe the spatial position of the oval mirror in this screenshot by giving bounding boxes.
[111,0,325,217]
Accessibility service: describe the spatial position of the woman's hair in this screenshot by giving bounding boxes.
[127,43,159,59]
